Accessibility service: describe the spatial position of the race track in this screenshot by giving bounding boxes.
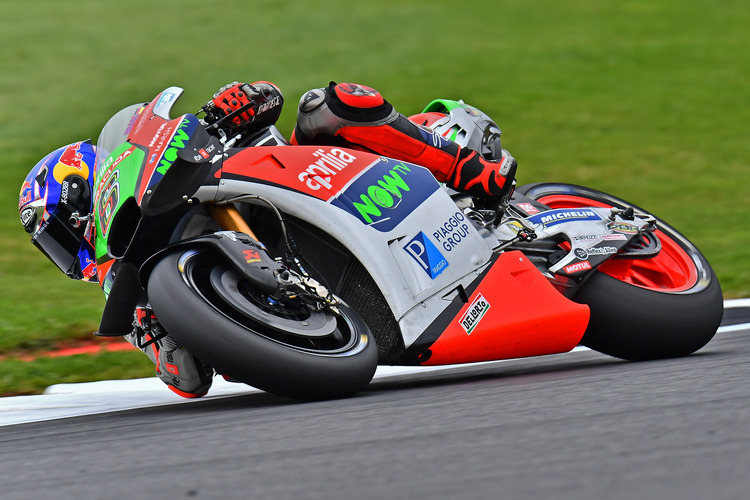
[1,302,749,499]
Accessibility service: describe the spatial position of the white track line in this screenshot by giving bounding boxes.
[1,299,748,427]
[724,298,750,309]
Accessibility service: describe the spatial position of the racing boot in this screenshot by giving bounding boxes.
[291,82,516,201]
[126,310,214,398]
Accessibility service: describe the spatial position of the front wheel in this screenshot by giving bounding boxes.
[147,248,378,400]
[516,183,723,360]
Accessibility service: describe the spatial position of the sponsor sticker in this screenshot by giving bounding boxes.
[587,246,618,256]
[432,211,470,252]
[333,159,439,232]
[418,126,453,149]
[602,233,627,241]
[297,148,359,191]
[243,249,262,263]
[504,220,524,232]
[527,209,601,227]
[564,261,592,274]
[404,231,449,279]
[156,92,177,107]
[300,89,326,112]
[517,202,540,215]
[20,206,34,227]
[460,293,491,334]
[82,260,97,280]
[155,117,195,175]
[18,181,33,209]
[574,234,599,242]
[96,170,120,237]
[53,142,90,184]
[607,221,639,234]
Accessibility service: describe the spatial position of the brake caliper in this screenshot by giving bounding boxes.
[273,268,340,314]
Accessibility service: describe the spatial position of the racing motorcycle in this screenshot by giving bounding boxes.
[19,86,723,400]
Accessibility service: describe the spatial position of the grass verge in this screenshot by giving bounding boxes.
[1,0,747,395]
[0,350,154,397]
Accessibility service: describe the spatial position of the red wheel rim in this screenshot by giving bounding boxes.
[538,194,698,292]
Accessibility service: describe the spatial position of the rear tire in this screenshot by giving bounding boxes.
[147,248,378,400]
[574,269,722,360]
[516,183,723,360]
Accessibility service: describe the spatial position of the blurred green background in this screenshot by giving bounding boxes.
[1,0,747,394]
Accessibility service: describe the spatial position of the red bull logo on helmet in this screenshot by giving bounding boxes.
[53,142,91,183]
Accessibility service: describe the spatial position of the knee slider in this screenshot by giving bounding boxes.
[296,82,396,141]
[333,82,384,109]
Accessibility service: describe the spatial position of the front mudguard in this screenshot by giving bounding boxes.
[139,231,283,294]
[96,231,283,338]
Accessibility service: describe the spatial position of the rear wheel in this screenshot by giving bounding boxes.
[147,248,378,400]
[516,183,723,360]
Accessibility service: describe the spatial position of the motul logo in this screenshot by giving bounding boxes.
[564,261,592,274]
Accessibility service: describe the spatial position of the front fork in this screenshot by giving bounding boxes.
[122,203,265,345]
[208,202,259,240]
[207,202,339,312]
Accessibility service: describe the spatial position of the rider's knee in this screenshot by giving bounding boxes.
[293,82,397,144]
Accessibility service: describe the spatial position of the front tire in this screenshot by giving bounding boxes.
[516,183,723,360]
[147,248,378,400]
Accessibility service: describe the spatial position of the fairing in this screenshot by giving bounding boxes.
[214,145,589,362]
[417,251,589,365]
[92,87,219,288]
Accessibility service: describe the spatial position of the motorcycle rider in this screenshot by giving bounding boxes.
[208,81,517,202]
[19,81,517,398]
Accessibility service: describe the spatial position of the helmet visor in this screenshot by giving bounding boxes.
[31,202,86,279]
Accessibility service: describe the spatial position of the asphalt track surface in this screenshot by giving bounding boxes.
[1,303,749,499]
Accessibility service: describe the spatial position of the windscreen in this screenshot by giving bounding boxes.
[94,103,146,175]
